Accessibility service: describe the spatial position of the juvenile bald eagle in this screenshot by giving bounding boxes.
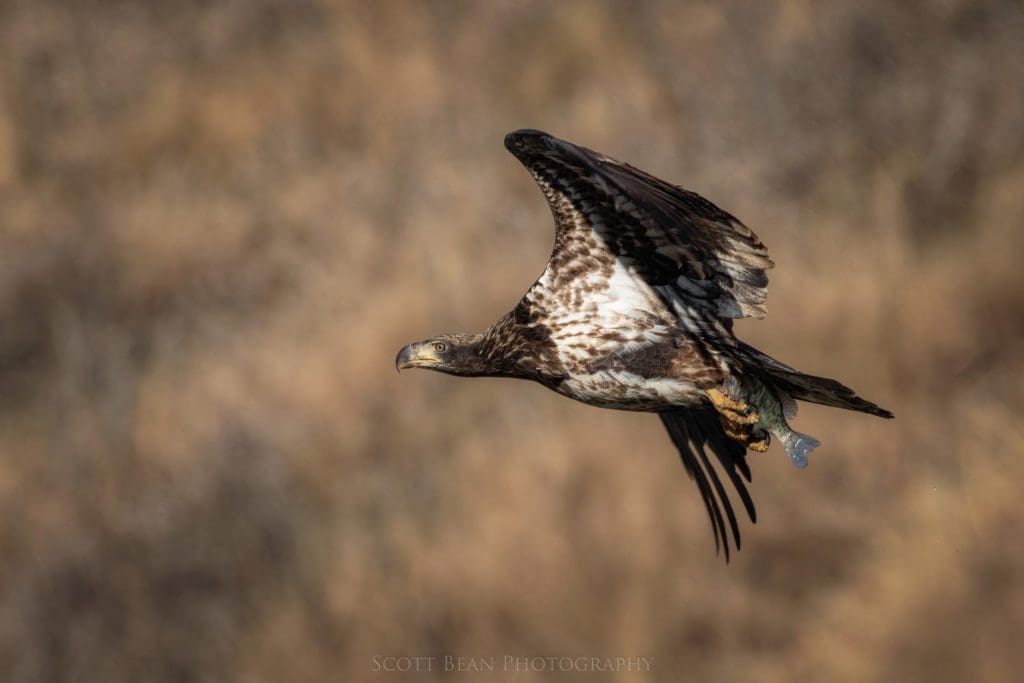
[397,130,892,559]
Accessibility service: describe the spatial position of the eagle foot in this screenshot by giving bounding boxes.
[720,416,771,452]
[747,432,770,453]
[706,387,760,425]
[721,421,749,442]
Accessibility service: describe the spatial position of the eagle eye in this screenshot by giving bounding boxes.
[433,341,449,353]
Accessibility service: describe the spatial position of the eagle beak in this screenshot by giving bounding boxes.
[395,343,440,371]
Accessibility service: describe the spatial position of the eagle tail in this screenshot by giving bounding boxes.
[739,343,894,419]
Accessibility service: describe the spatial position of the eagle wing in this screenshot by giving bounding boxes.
[505,129,774,330]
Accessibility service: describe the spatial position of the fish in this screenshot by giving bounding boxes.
[724,375,820,469]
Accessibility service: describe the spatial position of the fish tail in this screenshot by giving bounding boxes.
[782,431,820,469]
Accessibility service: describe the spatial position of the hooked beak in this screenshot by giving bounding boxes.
[395,342,441,372]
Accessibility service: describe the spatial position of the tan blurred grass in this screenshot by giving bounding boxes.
[0,1,1022,681]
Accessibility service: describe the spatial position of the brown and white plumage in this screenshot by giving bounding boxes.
[397,130,893,560]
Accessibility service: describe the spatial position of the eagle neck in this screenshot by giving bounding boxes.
[474,311,532,377]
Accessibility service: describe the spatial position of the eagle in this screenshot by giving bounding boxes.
[397,130,893,559]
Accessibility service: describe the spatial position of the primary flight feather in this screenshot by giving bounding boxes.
[397,130,893,559]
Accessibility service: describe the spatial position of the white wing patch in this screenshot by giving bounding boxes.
[529,226,675,370]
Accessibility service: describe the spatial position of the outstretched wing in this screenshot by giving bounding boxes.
[659,409,756,560]
[505,129,774,332]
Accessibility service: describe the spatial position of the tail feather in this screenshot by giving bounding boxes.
[771,370,894,418]
[739,342,894,418]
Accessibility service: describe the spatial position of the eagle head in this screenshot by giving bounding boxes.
[395,334,491,376]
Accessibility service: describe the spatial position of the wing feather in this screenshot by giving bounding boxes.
[659,409,756,561]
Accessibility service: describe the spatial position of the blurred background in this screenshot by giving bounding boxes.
[1,1,1022,681]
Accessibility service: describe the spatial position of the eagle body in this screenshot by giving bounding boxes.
[397,129,893,558]
[522,238,727,410]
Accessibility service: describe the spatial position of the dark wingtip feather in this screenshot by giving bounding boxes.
[696,443,742,553]
[504,128,554,154]
[659,410,757,562]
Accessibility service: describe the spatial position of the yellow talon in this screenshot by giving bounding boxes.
[706,388,760,424]
[706,387,747,413]
[721,422,748,442]
[720,407,760,425]
[747,437,770,453]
